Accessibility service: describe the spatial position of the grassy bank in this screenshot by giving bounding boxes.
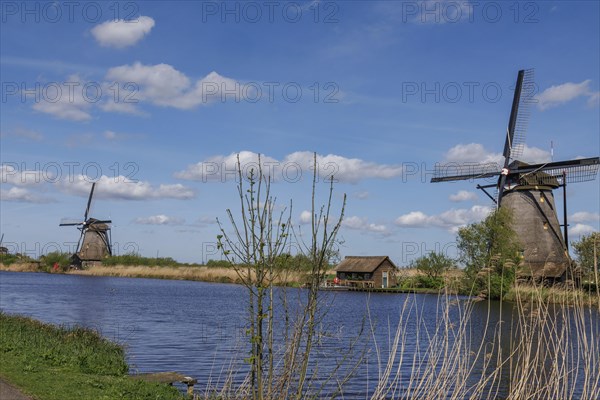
[505,282,600,307]
[0,312,183,400]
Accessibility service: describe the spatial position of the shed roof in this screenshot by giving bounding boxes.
[335,256,397,273]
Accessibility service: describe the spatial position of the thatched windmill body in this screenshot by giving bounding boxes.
[60,182,112,266]
[432,70,600,280]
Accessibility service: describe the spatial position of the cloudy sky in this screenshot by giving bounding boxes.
[1,1,599,264]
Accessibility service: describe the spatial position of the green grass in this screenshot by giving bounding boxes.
[0,253,33,266]
[0,312,183,400]
[102,253,182,267]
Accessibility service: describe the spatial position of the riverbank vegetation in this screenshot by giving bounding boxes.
[214,153,354,400]
[0,312,183,400]
[368,282,600,399]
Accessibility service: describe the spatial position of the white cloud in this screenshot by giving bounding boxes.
[0,187,54,203]
[395,205,493,232]
[569,223,597,237]
[176,151,403,184]
[395,211,431,227]
[443,143,551,167]
[449,190,477,202]
[536,80,599,110]
[58,175,195,200]
[444,143,502,165]
[570,212,600,224]
[26,64,245,121]
[343,215,388,234]
[91,16,155,48]
[521,145,552,164]
[175,151,279,181]
[1,164,47,186]
[31,75,93,121]
[105,63,243,109]
[134,215,185,225]
[299,210,313,224]
[99,100,144,116]
[285,151,403,183]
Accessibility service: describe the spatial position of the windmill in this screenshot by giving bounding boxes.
[432,69,600,281]
[0,233,8,255]
[60,182,112,267]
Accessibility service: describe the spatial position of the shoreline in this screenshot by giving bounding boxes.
[0,263,312,287]
[2,264,597,305]
[0,312,184,400]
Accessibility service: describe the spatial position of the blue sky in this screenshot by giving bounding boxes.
[1,0,599,264]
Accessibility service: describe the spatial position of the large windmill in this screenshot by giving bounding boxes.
[432,69,600,281]
[60,182,112,267]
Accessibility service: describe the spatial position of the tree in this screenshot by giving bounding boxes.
[456,207,522,299]
[410,252,455,289]
[572,232,600,280]
[216,153,347,399]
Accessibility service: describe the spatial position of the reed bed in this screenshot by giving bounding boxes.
[370,282,600,400]
[0,262,41,272]
[69,264,308,286]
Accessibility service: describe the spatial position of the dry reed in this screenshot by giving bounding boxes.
[68,265,308,286]
[370,282,600,400]
[0,262,41,272]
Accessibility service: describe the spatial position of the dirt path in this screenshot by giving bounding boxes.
[0,377,33,400]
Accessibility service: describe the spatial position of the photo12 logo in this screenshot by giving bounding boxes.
[2,162,140,184]
[400,1,540,24]
[401,80,538,104]
[1,1,141,23]
[2,81,139,104]
[200,1,340,24]
[401,241,458,264]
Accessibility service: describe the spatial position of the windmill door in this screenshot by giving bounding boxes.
[382,271,388,289]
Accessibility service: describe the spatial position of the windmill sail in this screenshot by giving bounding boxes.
[515,157,600,184]
[498,69,535,205]
[505,69,535,162]
[432,163,501,182]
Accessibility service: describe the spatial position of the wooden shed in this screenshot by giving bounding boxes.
[335,256,398,288]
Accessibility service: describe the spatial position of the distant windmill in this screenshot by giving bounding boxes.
[0,233,8,255]
[60,182,112,267]
[432,69,600,281]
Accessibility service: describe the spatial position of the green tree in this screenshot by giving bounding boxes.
[572,232,600,280]
[457,207,522,299]
[410,252,455,289]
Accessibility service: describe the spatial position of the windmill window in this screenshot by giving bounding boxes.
[543,222,548,230]
[539,195,545,203]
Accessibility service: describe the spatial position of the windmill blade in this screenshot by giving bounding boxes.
[431,163,501,183]
[0,233,3,246]
[59,217,84,226]
[84,182,96,221]
[498,69,535,205]
[514,157,600,184]
[76,228,85,254]
[503,69,535,163]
